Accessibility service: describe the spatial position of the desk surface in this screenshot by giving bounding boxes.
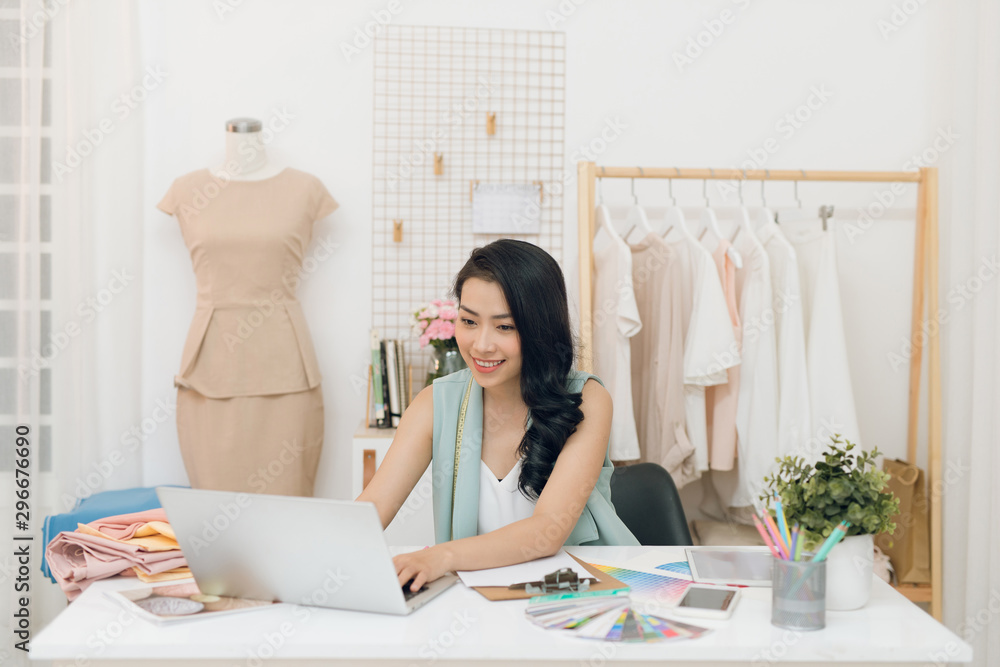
[31,546,971,666]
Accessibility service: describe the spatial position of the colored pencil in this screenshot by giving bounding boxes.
[792,524,804,562]
[753,514,781,558]
[774,495,792,547]
[761,510,790,559]
[812,521,851,562]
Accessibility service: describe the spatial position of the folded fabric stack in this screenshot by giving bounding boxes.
[46,508,190,601]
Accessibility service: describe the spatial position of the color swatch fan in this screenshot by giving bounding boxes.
[524,590,711,642]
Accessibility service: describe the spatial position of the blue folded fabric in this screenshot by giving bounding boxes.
[41,486,187,582]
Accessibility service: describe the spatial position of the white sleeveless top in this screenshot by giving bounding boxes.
[477,458,537,535]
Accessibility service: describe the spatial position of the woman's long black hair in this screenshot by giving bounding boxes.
[453,239,584,501]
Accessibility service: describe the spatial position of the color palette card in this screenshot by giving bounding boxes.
[584,562,692,607]
[598,550,694,580]
[525,592,710,643]
[655,561,693,577]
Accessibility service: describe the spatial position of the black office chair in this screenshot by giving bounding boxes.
[610,462,693,546]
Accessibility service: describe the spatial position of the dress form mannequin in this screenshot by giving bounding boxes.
[158,121,339,497]
[211,117,285,181]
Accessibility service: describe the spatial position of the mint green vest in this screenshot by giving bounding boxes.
[430,368,639,547]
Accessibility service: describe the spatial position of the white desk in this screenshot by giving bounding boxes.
[30,546,971,666]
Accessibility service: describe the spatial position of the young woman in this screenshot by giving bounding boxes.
[357,239,638,593]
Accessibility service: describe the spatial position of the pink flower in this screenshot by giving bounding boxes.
[412,299,459,348]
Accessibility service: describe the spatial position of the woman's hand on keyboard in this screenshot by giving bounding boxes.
[393,545,453,592]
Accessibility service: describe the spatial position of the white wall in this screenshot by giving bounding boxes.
[139,0,951,501]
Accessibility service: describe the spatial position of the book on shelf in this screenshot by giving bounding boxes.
[385,339,401,427]
[395,340,409,412]
[369,334,411,429]
[370,329,387,428]
[379,340,392,429]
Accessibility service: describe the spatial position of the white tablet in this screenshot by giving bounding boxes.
[685,546,774,587]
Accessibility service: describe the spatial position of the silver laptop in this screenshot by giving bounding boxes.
[156,487,458,615]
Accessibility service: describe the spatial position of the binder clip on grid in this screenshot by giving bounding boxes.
[509,568,598,595]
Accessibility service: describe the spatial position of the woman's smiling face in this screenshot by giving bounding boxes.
[455,277,522,390]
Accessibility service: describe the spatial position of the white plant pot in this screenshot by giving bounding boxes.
[824,534,874,611]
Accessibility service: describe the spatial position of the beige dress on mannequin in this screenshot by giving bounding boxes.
[157,167,338,496]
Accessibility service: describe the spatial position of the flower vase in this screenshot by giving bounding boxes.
[823,534,874,610]
[426,347,466,386]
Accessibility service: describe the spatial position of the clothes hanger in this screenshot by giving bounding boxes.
[661,169,694,241]
[730,172,759,248]
[755,170,778,231]
[698,172,743,268]
[774,169,805,225]
[622,167,654,243]
[594,168,625,243]
[819,204,835,232]
[729,174,752,243]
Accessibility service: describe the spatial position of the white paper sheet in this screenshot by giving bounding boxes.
[471,182,542,234]
[457,549,592,588]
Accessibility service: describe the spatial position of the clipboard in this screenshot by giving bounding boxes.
[470,553,627,601]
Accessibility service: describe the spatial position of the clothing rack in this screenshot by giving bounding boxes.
[576,162,942,619]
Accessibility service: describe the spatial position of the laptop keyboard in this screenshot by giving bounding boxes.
[402,579,429,601]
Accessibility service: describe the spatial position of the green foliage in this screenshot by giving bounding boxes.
[760,435,900,549]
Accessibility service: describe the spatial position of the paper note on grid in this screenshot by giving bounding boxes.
[457,549,590,588]
[472,183,542,235]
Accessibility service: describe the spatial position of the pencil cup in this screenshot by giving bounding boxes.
[771,558,826,631]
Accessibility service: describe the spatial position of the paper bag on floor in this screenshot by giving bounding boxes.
[877,458,930,584]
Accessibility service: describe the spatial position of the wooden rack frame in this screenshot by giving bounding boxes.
[576,162,942,619]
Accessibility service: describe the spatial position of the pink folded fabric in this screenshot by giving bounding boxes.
[45,508,187,601]
[84,508,170,540]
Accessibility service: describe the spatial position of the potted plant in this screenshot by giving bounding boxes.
[411,299,466,386]
[760,436,900,610]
